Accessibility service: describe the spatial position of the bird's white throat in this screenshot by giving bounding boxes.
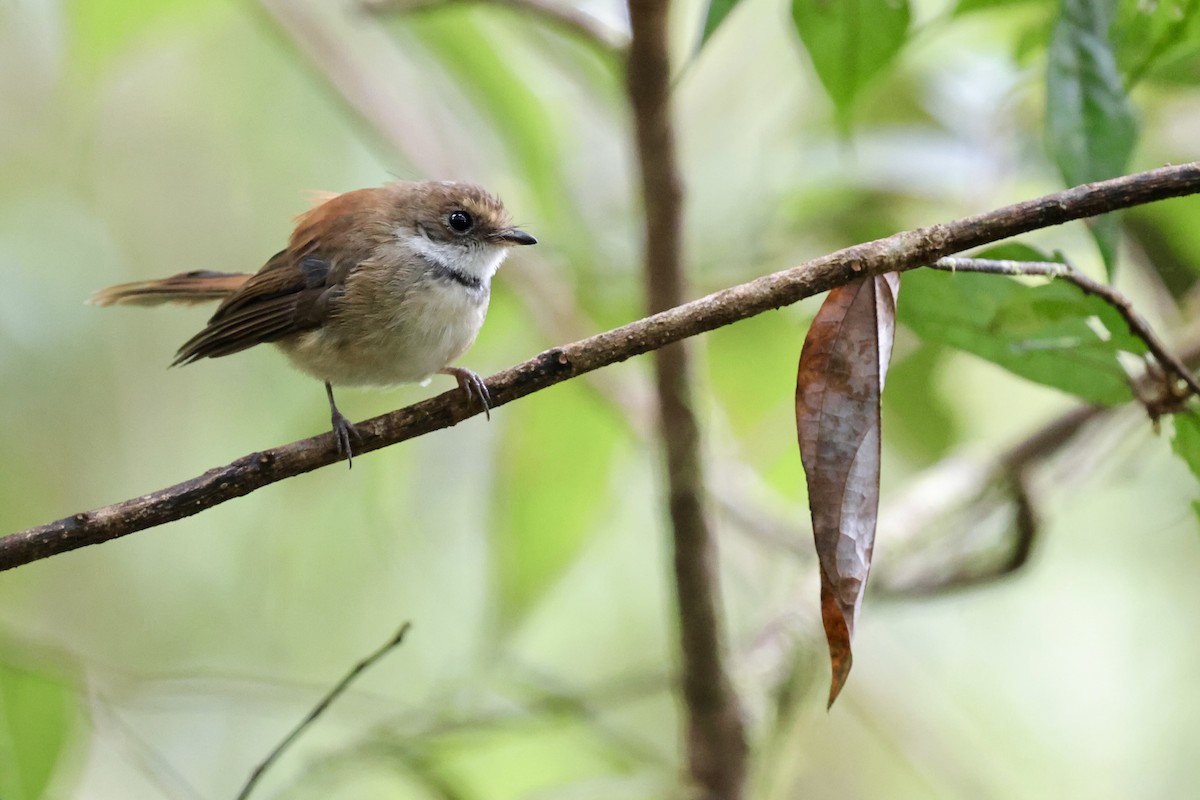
[404,232,508,283]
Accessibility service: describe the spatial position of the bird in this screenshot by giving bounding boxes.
[91,180,537,465]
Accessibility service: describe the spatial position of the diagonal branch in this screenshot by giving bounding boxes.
[3,163,1200,571]
[625,0,746,796]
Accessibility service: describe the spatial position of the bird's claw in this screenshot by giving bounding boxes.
[331,410,364,468]
[441,367,491,420]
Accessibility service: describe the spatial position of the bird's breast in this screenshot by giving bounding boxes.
[278,274,489,388]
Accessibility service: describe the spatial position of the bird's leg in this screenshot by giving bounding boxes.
[325,381,363,467]
[438,367,491,420]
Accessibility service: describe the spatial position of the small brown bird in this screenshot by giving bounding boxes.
[92,180,537,463]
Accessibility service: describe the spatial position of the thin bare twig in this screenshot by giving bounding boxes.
[360,0,627,54]
[933,256,1200,400]
[625,0,746,796]
[236,622,412,800]
[4,164,1200,572]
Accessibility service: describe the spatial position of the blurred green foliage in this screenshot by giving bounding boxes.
[700,0,742,44]
[2,0,1200,798]
[1046,0,1137,274]
[0,660,76,800]
[790,0,912,128]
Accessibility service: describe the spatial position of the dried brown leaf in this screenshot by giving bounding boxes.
[796,273,900,707]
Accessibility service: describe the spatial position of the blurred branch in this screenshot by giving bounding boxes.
[625,0,746,796]
[4,164,1200,570]
[360,0,628,54]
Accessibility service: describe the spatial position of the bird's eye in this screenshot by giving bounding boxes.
[447,210,473,233]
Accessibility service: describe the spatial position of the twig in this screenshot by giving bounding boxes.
[359,0,627,54]
[235,622,412,800]
[933,256,1200,401]
[4,163,1200,571]
[625,0,746,796]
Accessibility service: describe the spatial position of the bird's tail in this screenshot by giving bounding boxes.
[89,270,252,307]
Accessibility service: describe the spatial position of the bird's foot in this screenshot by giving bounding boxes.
[325,381,364,468]
[331,409,364,467]
[439,367,491,420]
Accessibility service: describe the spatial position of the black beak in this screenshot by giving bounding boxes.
[497,228,538,246]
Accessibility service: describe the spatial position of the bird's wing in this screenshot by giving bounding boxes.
[172,188,391,365]
[172,251,350,365]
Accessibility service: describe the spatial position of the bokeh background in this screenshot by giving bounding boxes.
[4,0,1200,797]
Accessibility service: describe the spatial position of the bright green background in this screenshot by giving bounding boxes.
[3,0,1200,797]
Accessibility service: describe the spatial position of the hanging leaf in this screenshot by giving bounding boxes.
[700,0,743,45]
[796,273,900,707]
[1046,0,1139,278]
[791,0,911,127]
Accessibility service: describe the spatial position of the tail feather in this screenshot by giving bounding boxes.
[89,270,251,307]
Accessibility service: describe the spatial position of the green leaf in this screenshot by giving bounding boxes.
[1116,0,1200,86]
[0,661,76,800]
[701,0,743,44]
[1171,412,1200,481]
[1046,0,1139,279]
[1172,414,1200,527]
[955,0,1040,13]
[899,266,1141,404]
[791,0,911,126]
[976,243,1148,354]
